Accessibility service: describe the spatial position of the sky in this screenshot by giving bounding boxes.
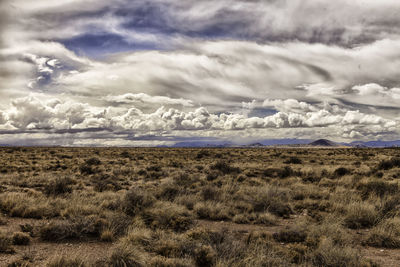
[0,0,400,146]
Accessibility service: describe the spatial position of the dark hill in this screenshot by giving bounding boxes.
[309,139,339,147]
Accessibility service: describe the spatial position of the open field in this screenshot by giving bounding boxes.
[0,147,400,266]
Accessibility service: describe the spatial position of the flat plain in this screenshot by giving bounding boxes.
[1,147,400,266]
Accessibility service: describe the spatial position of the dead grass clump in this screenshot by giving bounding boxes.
[39,216,106,241]
[8,259,31,267]
[210,161,240,175]
[141,202,193,232]
[377,157,400,170]
[205,172,219,182]
[123,188,155,216]
[284,156,302,164]
[273,228,307,243]
[233,212,277,226]
[157,183,181,201]
[44,177,75,196]
[194,201,230,221]
[200,186,220,201]
[196,150,210,159]
[173,173,198,187]
[100,228,114,242]
[47,256,87,267]
[0,231,14,254]
[357,180,399,199]
[333,167,351,177]
[310,237,361,267]
[380,195,400,217]
[245,186,292,218]
[109,244,145,267]
[12,232,30,245]
[305,215,351,247]
[364,217,400,248]
[344,202,378,229]
[263,166,293,178]
[0,193,61,219]
[194,245,216,267]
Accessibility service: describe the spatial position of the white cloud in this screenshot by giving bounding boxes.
[103,93,194,107]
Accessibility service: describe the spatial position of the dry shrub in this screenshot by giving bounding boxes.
[0,231,14,254]
[344,202,379,229]
[284,157,302,164]
[157,183,181,201]
[357,180,399,199]
[123,188,155,216]
[194,245,216,267]
[241,186,292,218]
[310,237,361,267]
[92,174,122,192]
[39,216,106,241]
[194,201,230,221]
[44,177,75,196]
[200,186,220,201]
[305,216,351,248]
[364,217,400,248]
[233,212,276,226]
[377,157,400,170]
[12,232,30,245]
[273,228,307,243]
[333,167,351,177]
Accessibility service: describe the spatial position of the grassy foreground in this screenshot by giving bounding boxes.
[0,147,400,266]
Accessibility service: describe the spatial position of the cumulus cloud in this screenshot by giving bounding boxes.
[0,96,397,142]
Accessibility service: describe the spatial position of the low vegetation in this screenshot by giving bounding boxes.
[0,147,399,265]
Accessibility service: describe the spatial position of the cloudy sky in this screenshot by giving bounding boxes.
[0,0,400,146]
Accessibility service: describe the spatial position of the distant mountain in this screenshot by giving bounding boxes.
[349,140,400,148]
[309,139,340,147]
[168,138,400,148]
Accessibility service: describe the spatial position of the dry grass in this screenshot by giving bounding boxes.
[0,147,399,265]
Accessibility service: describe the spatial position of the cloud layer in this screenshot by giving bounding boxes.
[0,0,400,145]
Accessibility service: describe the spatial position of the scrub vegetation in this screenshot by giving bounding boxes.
[0,147,399,266]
